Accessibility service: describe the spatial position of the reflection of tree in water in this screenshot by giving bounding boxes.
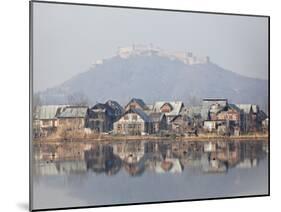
[84,145,122,176]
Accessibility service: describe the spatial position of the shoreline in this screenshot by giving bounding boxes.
[33,134,269,144]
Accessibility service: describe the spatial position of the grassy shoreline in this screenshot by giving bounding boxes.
[33,134,268,144]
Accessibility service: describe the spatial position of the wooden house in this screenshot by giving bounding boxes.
[33,105,68,137]
[236,104,267,132]
[201,98,228,120]
[170,114,192,133]
[113,108,152,135]
[86,103,115,133]
[149,112,167,134]
[57,106,88,130]
[152,101,184,123]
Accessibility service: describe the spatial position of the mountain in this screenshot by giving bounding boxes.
[37,54,268,112]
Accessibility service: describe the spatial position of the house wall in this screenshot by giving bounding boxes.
[113,113,149,135]
[152,116,167,133]
[87,111,113,132]
[39,119,57,129]
[33,119,58,137]
[58,118,85,130]
[203,121,216,132]
[217,110,240,121]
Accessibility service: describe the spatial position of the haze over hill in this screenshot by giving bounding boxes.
[37,50,268,112]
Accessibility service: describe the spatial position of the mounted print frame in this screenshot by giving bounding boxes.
[30,1,270,211]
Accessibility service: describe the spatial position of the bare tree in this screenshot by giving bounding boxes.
[67,92,89,106]
[188,96,201,106]
[32,93,42,138]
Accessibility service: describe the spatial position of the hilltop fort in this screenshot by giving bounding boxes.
[92,44,210,66]
[117,44,210,65]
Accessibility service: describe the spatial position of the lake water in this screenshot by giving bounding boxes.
[32,139,268,210]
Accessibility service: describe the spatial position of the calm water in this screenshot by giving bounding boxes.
[32,140,268,210]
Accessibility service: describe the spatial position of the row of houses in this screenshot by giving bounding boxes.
[33,98,268,137]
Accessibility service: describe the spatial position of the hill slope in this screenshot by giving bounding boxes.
[38,55,268,111]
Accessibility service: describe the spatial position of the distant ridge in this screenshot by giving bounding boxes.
[37,46,268,112]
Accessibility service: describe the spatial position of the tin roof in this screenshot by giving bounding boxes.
[57,106,88,118]
[34,105,68,120]
[153,101,184,116]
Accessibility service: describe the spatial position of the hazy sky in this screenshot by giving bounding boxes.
[33,2,268,92]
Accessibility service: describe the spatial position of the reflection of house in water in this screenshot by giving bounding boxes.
[84,145,122,176]
[154,158,183,174]
[34,161,87,176]
[33,140,268,177]
[204,142,217,152]
[112,141,147,176]
[237,142,266,168]
[236,158,258,168]
[172,142,203,169]
[144,142,184,174]
[113,141,145,164]
[124,162,146,177]
[201,153,227,173]
[34,143,86,162]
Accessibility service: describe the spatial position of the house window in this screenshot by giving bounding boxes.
[129,104,136,109]
[132,115,138,121]
[124,115,129,120]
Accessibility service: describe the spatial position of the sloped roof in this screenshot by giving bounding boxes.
[228,104,241,112]
[160,102,173,110]
[90,103,114,115]
[252,105,259,113]
[57,106,88,118]
[203,98,228,102]
[170,114,190,123]
[125,98,148,110]
[105,100,124,114]
[125,108,151,122]
[153,101,184,116]
[35,105,67,120]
